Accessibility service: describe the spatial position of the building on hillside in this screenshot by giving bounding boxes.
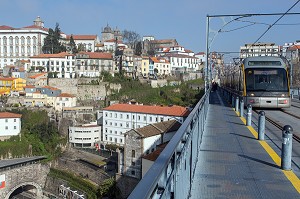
[66,34,100,52]
[240,43,280,58]
[121,120,181,179]
[282,42,300,62]
[69,122,101,148]
[75,51,113,77]
[101,25,122,43]
[102,103,190,147]
[155,45,195,57]
[149,57,171,77]
[161,53,200,75]
[141,56,150,77]
[55,93,77,111]
[0,77,26,95]
[141,142,169,177]
[27,72,48,86]
[0,16,65,69]
[0,112,22,141]
[30,52,75,78]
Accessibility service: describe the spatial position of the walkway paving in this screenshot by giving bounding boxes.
[189,90,300,199]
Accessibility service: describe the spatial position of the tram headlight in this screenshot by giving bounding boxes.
[281,94,285,97]
[250,93,255,96]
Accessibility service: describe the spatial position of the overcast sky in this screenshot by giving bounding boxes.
[1,0,300,60]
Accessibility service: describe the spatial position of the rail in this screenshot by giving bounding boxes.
[128,89,210,199]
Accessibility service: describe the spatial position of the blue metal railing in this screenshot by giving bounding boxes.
[128,90,210,199]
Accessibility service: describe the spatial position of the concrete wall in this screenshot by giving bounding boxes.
[48,78,121,100]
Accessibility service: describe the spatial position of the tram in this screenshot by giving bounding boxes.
[224,56,291,108]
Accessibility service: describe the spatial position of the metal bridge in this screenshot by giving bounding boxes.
[128,88,300,199]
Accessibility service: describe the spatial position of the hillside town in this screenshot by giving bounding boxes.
[0,16,207,198]
[1,15,300,198]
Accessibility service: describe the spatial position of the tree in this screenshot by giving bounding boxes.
[42,23,66,54]
[134,41,142,56]
[122,30,141,48]
[69,35,78,54]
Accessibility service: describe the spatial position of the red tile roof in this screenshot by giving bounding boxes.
[103,104,190,117]
[150,57,170,64]
[30,52,74,58]
[43,86,59,90]
[58,93,75,98]
[0,77,17,81]
[28,73,47,79]
[104,39,122,43]
[77,52,112,59]
[22,25,49,32]
[142,142,169,161]
[0,112,22,118]
[66,35,97,40]
[0,25,15,30]
[24,85,36,88]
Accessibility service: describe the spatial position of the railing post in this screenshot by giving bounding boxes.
[246,104,252,126]
[258,111,265,140]
[235,96,239,112]
[232,95,235,108]
[239,99,244,117]
[281,125,293,170]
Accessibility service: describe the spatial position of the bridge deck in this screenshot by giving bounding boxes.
[190,90,300,199]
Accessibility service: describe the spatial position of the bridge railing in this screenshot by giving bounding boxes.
[128,89,210,199]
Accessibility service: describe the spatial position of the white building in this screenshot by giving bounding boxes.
[75,52,113,77]
[0,112,22,141]
[161,53,200,74]
[69,122,101,148]
[55,93,77,111]
[102,103,190,146]
[66,35,100,52]
[240,43,280,58]
[0,16,54,69]
[30,52,76,78]
[150,57,171,77]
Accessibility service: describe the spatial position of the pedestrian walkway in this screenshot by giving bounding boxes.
[189,90,300,199]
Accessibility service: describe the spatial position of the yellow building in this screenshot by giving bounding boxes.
[141,56,150,77]
[0,77,27,95]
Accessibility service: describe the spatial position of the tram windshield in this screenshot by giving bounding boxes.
[245,68,288,92]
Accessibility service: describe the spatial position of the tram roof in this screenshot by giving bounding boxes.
[242,56,286,69]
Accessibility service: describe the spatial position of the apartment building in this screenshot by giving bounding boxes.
[0,112,22,141]
[69,122,101,148]
[30,52,75,78]
[102,103,190,146]
[149,57,171,77]
[240,43,280,58]
[0,16,54,69]
[66,35,100,52]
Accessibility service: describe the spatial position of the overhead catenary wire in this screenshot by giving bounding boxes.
[251,0,300,45]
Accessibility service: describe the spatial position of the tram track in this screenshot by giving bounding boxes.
[253,109,300,143]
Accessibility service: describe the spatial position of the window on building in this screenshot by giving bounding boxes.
[105,135,108,140]
[126,114,129,119]
[115,113,117,118]
[132,161,135,166]
[132,150,136,158]
[114,138,117,143]
[105,128,107,133]
[126,122,129,127]
[131,170,135,176]
[14,126,16,129]
[109,137,112,141]
[120,138,123,143]
[120,114,123,119]
[144,116,146,121]
[5,119,8,123]
[150,117,152,122]
[14,119,16,122]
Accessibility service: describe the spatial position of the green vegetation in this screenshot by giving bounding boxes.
[49,168,121,199]
[101,71,205,107]
[49,168,98,199]
[0,109,64,160]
